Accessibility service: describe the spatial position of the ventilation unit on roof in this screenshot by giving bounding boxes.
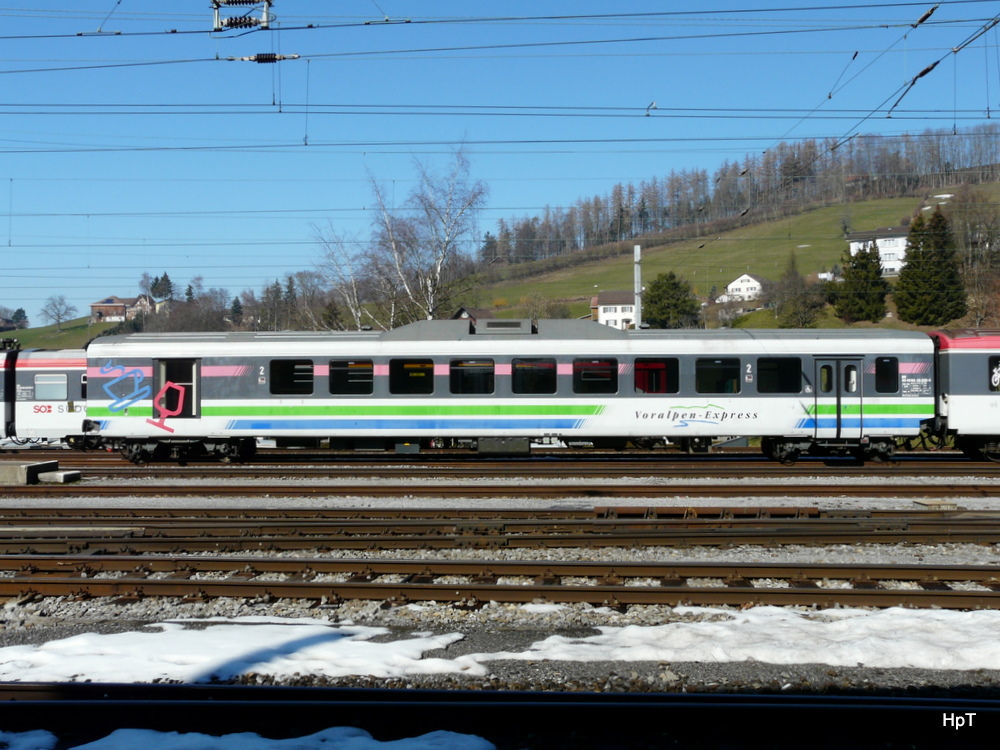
[474,319,535,335]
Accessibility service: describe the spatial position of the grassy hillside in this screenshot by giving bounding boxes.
[4,318,113,350]
[475,185,1000,320]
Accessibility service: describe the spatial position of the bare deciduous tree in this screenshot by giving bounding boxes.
[39,295,78,332]
[948,185,1000,326]
[317,149,488,329]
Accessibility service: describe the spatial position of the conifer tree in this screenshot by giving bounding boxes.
[894,208,967,326]
[834,241,888,323]
[643,272,700,328]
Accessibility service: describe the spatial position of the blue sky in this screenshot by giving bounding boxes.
[2,1,999,323]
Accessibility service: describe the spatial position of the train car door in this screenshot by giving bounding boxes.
[813,358,863,440]
[151,359,200,425]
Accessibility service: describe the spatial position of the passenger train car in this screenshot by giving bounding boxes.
[1,339,87,446]
[1,319,997,463]
[928,329,1000,461]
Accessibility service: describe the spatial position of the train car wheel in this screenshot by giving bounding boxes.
[121,443,151,466]
[981,443,1000,463]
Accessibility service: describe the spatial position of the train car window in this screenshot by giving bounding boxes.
[758,358,801,394]
[34,373,67,400]
[511,358,557,394]
[390,359,434,395]
[329,360,374,395]
[450,359,494,395]
[819,365,834,393]
[270,359,314,395]
[991,356,1000,392]
[845,365,858,393]
[875,357,899,393]
[634,358,679,394]
[573,358,617,394]
[80,374,87,400]
[695,358,741,394]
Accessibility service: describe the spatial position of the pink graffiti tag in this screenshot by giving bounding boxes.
[145,381,186,433]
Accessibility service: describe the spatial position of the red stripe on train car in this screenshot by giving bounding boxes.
[930,330,1000,350]
[16,359,87,369]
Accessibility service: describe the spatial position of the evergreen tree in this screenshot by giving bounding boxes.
[230,297,243,326]
[834,241,888,323]
[150,273,174,300]
[643,272,700,328]
[894,208,967,325]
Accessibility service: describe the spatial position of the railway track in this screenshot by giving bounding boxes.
[0,508,995,609]
[0,508,998,551]
[3,449,999,480]
[4,480,1000,499]
[3,553,999,609]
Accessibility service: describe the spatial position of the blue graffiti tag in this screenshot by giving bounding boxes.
[100,361,151,412]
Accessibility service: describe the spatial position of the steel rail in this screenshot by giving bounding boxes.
[2,555,999,609]
[2,511,1000,553]
[4,482,1000,498]
[0,505,996,521]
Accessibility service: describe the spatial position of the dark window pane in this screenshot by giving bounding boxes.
[512,358,557,394]
[573,358,617,394]
[820,364,834,394]
[450,359,494,394]
[696,358,741,394]
[390,359,434,395]
[330,360,374,395]
[758,357,801,394]
[271,359,313,395]
[634,358,679,394]
[875,357,898,393]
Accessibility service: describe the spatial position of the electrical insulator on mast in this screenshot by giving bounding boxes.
[212,0,272,32]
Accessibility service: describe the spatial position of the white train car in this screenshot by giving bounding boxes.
[82,319,936,464]
[929,329,1000,461]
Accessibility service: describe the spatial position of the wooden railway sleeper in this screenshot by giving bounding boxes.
[850,578,881,589]
[917,579,953,591]
[789,578,819,588]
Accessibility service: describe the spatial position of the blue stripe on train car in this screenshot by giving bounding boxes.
[224,418,587,431]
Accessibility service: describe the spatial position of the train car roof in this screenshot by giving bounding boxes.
[928,329,1000,350]
[84,320,933,358]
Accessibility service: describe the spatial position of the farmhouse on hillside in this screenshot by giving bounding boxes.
[845,226,909,276]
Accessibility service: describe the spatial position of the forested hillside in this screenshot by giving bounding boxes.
[482,124,1000,267]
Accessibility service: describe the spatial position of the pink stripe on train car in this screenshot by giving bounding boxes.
[202,365,253,377]
[87,366,154,378]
